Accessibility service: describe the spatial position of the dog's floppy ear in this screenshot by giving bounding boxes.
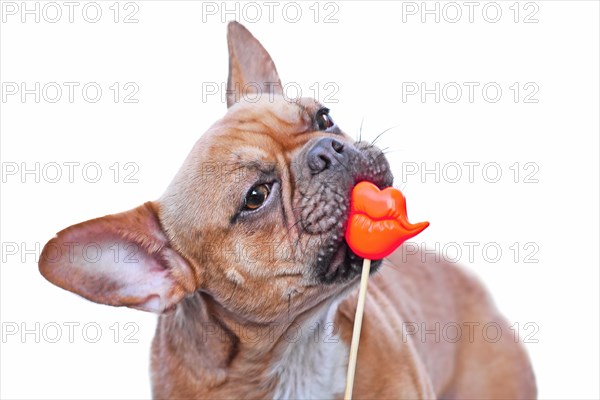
[226,21,282,108]
[39,202,196,313]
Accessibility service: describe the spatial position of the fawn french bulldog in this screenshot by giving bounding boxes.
[39,22,536,399]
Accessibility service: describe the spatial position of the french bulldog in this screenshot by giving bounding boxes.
[39,22,536,399]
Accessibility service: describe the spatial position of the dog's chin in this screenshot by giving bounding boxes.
[316,241,382,285]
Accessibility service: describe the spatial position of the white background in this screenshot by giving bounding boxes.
[1,1,598,399]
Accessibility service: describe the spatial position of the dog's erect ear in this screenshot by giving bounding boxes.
[226,21,282,108]
[39,202,196,313]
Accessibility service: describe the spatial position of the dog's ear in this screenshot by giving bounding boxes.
[226,21,282,108]
[39,202,196,313]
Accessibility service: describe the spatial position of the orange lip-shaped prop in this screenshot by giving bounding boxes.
[343,181,429,400]
[345,181,430,259]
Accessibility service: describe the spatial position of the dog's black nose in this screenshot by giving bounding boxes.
[307,138,345,173]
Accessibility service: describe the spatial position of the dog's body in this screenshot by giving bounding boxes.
[39,22,536,399]
[149,252,535,399]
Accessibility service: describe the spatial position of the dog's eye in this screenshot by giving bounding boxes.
[244,184,271,210]
[316,108,335,130]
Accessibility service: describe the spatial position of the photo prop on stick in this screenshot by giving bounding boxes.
[343,181,429,399]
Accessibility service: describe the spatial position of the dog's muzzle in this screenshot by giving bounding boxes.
[294,137,393,284]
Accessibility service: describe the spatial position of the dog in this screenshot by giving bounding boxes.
[39,22,536,399]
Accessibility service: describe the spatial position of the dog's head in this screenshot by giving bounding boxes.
[39,22,393,324]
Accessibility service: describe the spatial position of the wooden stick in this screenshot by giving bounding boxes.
[344,258,372,400]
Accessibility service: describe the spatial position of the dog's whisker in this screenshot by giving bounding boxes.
[278,218,305,248]
[336,158,352,176]
[369,125,399,147]
[357,116,366,143]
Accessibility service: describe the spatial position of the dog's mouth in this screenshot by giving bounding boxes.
[315,241,383,284]
[310,140,393,284]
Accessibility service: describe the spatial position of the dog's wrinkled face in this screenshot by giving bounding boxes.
[38,22,391,324]
[159,95,392,323]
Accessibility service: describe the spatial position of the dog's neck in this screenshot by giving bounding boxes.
[270,295,348,399]
[151,291,348,398]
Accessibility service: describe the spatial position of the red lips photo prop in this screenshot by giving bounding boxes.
[345,181,430,259]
